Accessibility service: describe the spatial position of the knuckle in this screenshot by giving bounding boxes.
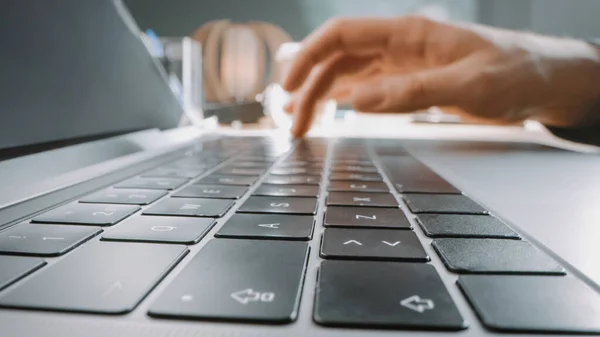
[389,15,438,59]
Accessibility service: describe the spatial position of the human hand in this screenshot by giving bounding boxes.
[283,16,600,138]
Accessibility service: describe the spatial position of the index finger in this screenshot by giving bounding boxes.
[283,17,396,92]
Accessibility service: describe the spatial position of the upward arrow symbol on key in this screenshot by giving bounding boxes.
[343,240,362,246]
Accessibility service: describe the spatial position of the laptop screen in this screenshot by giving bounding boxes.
[0,0,185,157]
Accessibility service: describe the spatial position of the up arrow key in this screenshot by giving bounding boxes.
[343,240,362,246]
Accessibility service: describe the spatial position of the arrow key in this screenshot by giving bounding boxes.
[320,228,429,262]
[314,261,465,329]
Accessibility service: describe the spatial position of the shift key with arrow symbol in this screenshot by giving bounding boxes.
[149,239,309,323]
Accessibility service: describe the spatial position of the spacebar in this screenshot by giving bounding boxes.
[149,239,309,323]
[0,241,187,314]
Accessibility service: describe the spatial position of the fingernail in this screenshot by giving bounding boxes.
[353,85,384,111]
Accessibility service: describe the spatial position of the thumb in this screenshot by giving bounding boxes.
[352,63,470,113]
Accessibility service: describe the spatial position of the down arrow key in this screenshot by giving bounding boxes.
[320,228,429,262]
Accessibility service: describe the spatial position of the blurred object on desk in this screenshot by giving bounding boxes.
[186,21,293,125]
[160,37,204,125]
[191,21,292,105]
[412,107,525,127]
[142,31,205,126]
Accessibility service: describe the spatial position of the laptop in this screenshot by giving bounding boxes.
[1,1,599,336]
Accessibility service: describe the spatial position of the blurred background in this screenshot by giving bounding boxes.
[126,0,600,39]
[124,0,600,127]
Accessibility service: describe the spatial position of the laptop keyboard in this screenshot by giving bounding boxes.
[1,136,600,334]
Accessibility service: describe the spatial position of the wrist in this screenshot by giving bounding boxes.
[528,37,600,128]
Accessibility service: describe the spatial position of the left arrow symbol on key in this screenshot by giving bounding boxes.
[103,281,123,297]
[231,288,260,304]
[400,295,435,313]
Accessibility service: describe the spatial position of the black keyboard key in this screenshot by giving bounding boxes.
[417,214,520,239]
[372,143,411,156]
[321,228,428,262]
[149,239,309,323]
[0,256,45,291]
[276,160,309,167]
[432,238,564,274]
[333,160,374,166]
[285,155,324,163]
[270,167,322,175]
[330,173,382,182]
[236,156,275,162]
[173,185,247,199]
[141,167,205,179]
[458,275,600,333]
[395,181,461,195]
[328,181,388,192]
[215,168,264,176]
[332,154,370,162]
[327,192,399,208]
[379,156,461,194]
[0,241,187,313]
[324,206,411,229]
[238,196,317,215]
[165,159,213,170]
[331,165,378,173]
[143,198,233,218]
[102,216,214,244]
[253,184,319,197]
[115,177,188,190]
[80,188,166,205]
[0,223,101,256]
[228,161,270,169]
[403,194,488,215]
[197,175,257,186]
[216,214,314,240]
[277,161,324,169]
[32,203,139,226]
[314,261,465,329]
[263,175,320,185]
